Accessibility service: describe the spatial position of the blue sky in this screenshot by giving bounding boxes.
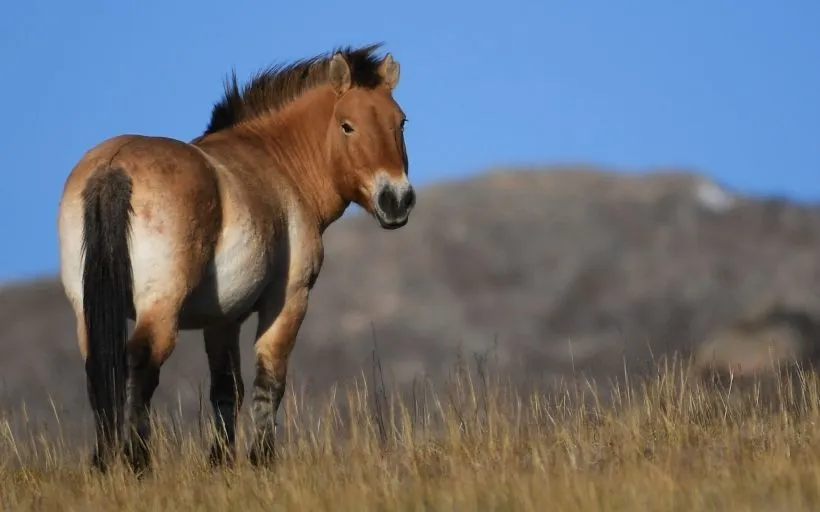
[0,0,818,283]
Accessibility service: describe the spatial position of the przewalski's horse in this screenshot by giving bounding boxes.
[57,44,415,473]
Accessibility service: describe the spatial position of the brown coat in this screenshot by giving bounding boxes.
[57,44,415,472]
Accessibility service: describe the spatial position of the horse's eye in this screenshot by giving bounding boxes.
[341,121,355,135]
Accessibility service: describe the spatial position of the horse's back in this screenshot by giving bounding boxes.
[61,134,221,204]
[59,134,225,318]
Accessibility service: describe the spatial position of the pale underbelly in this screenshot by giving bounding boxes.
[177,242,271,331]
[176,280,267,330]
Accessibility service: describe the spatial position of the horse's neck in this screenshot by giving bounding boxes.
[202,93,348,233]
[264,112,348,232]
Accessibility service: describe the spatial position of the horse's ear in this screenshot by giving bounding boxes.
[329,53,351,95]
[378,53,400,90]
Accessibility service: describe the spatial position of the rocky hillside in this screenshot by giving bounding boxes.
[2,166,820,443]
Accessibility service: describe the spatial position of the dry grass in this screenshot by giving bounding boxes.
[2,355,820,511]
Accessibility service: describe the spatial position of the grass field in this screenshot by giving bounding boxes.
[2,355,820,511]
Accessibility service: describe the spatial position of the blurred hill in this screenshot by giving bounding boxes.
[2,165,820,444]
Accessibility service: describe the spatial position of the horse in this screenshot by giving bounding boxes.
[57,43,415,473]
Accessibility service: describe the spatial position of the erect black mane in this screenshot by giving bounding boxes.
[202,43,387,137]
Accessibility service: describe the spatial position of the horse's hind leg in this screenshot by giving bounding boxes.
[204,321,244,466]
[122,307,179,473]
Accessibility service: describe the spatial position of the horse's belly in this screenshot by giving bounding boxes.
[179,227,270,329]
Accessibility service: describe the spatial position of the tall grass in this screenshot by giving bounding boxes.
[1,353,820,511]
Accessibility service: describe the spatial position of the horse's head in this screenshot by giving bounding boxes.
[325,51,414,230]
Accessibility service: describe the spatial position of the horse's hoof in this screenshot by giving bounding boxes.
[124,441,151,477]
[248,437,276,468]
[90,450,109,473]
[208,443,236,468]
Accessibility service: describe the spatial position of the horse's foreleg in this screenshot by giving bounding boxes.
[248,286,309,467]
[204,322,244,466]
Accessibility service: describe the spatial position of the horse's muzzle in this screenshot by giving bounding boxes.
[375,183,416,229]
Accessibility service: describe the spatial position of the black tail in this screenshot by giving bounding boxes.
[81,166,134,451]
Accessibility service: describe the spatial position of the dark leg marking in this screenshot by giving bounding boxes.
[248,367,286,467]
[204,323,244,467]
[123,339,160,475]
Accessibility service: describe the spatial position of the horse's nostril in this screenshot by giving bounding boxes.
[377,188,399,215]
[402,187,416,211]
